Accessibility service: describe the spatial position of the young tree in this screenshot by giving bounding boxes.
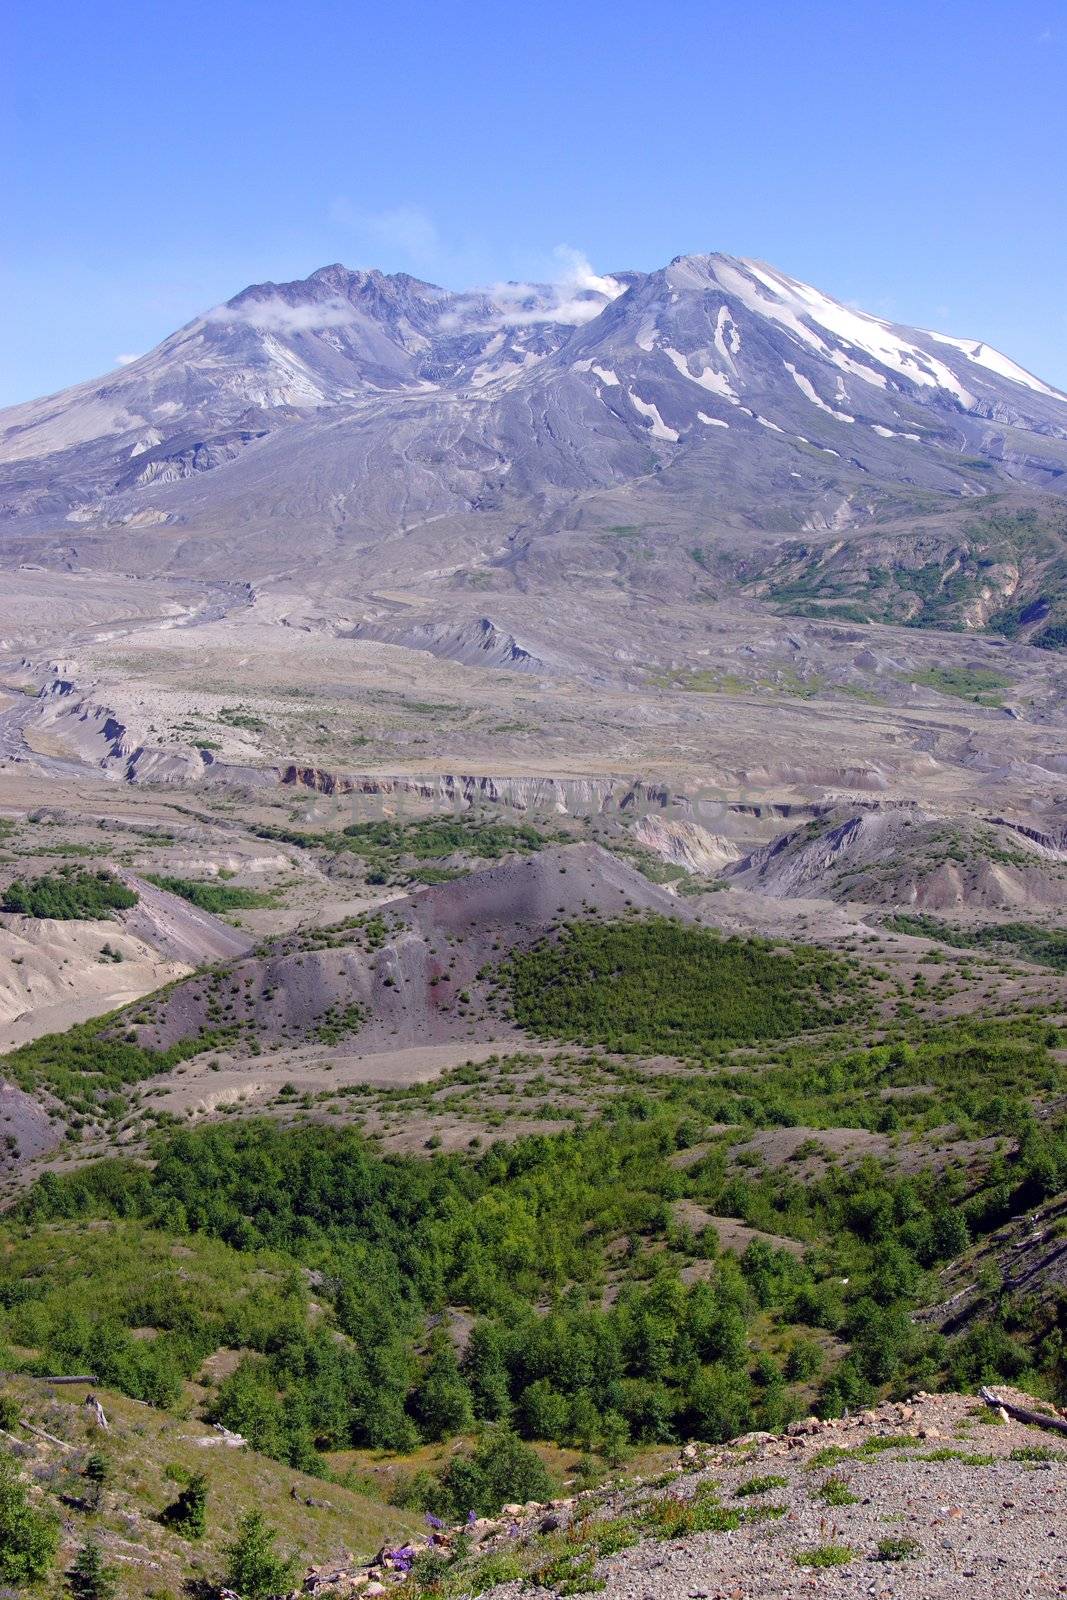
[462,1321,514,1423]
[84,1452,111,1510]
[413,1330,474,1442]
[0,1454,60,1585]
[162,1470,208,1538]
[598,1410,630,1469]
[223,1510,298,1600]
[68,1537,118,1600]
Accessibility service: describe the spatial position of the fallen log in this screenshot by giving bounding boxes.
[21,1421,76,1451]
[980,1385,1067,1436]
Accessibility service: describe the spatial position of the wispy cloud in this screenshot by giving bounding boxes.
[206,296,359,333]
[115,352,142,366]
[474,247,625,329]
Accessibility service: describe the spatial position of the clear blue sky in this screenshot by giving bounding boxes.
[4,0,1066,405]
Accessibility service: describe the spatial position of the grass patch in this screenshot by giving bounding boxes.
[816,1475,858,1506]
[905,665,1012,706]
[795,1543,854,1568]
[0,1009,238,1113]
[735,1474,787,1496]
[876,1535,921,1561]
[911,1448,993,1465]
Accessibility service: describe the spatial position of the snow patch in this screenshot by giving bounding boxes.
[784,363,854,421]
[591,365,620,387]
[635,318,657,352]
[629,390,679,441]
[697,412,729,427]
[714,305,741,366]
[926,333,1063,399]
[723,259,977,406]
[871,424,921,441]
[662,346,740,401]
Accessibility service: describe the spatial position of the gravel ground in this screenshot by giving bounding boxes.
[479,1391,1066,1599]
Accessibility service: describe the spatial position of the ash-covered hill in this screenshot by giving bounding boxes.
[121,843,684,1057]
[3,253,1066,617]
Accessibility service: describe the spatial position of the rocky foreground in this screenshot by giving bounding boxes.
[315,1390,1066,1598]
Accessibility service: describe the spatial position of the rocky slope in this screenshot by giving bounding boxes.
[336,1389,1067,1599]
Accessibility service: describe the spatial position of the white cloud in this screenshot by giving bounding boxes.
[206,296,359,333]
[115,352,142,366]
[479,247,625,329]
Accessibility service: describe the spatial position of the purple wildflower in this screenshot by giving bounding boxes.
[467,1509,477,1525]
[425,1513,444,1530]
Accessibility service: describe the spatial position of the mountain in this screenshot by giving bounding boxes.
[2,253,1066,625]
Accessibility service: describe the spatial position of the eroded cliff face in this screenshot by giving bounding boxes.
[279,766,683,815]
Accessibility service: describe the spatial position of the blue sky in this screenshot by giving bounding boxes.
[4,0,1066,405]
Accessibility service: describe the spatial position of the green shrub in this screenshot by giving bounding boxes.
[816,1475,858,1506]
[2,869,137,920]
[432,1428,553,1520]
[507,918,866,1054]
[0,1453,59,1584]
[876,1535,921,1561]
[161,1470,208,1537]
[143,875,277,913]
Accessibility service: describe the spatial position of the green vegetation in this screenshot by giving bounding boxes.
[250,812,563,886]
[162,1470,209,1537]
[876,1535,921,1561]
[816,1474,858,1506]
[9,999,1065,1480]
[0,1008,238,1113]
[144,873,278,913]
[904,665,1012,706]
[397,1428,554,1521]
[219,706,267,733]
[69,1537,118,1600]
[649,666,824,698]
[507,919,868,1053]
[882,914,1067,973]
[0,1452,60,1584]
[795,1543,854,1567]
[339,815,560,876]
[1,868,137,920]
[223,1511,298,1600]
[735,1473,787,1496]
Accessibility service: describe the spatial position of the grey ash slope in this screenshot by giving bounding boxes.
[121,843,683,1057]
[2,253,1066,592]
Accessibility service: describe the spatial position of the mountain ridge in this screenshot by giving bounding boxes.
[2,251,1066,606]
